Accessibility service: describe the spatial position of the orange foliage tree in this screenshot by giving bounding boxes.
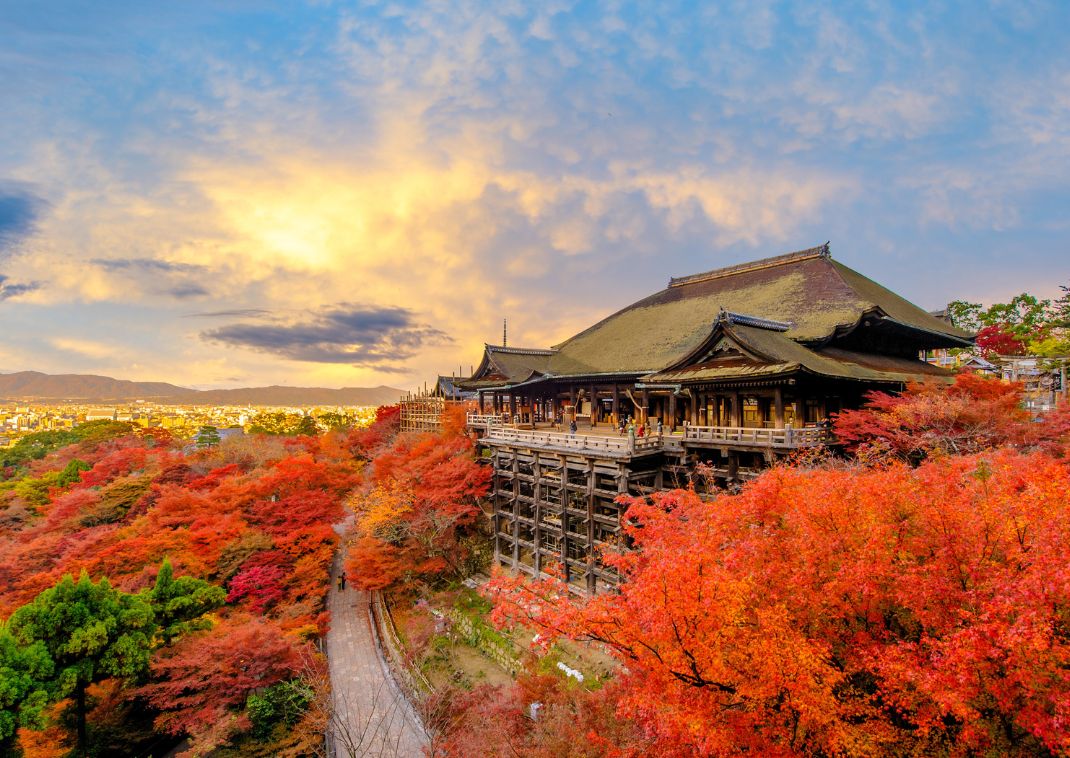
[0,411,372,753]
[832,373,1036,461]
[431,673,650,757]
[136,617,307,753]
[489,450,1070,756]
[346,422,490,591]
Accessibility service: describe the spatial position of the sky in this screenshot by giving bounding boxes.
[0,1,1068,391]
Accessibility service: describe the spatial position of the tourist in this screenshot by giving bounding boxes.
[569,419,577,437]
[336,574,346,592]
[656,419,664,437]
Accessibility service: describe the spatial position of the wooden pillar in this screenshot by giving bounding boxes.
[731,392,742,427]
[509,393,517,420]
[668,392,677,431]
[478,391,486,414]
[774,387,785,429]
[589,384,597,426]
[533,456,542,574]
[612,384,620,423]
[511,450,520,568]
[641,388,650,424]
[560,457,569,584]
[690,391,698,426]
[586,462,596,594]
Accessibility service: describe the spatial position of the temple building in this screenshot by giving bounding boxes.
[456,244,972,594]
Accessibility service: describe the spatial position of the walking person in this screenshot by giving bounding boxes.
[337,573,346,592]
[569,418,577,437]
[656,418,664,437]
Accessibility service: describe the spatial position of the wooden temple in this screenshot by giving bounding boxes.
[455,244,972,594]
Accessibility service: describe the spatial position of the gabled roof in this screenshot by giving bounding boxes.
[457,345,556,390]
[644,317,953,385]
[545,244,971,377]
[433,375,475,399]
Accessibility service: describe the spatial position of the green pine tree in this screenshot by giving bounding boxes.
[0,629,53,756]
[8,573,155,757]
[144,559,226,645]
[195,425,222,448]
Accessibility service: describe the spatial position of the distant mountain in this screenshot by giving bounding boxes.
[0,371,403,406]
[0,371,188,401]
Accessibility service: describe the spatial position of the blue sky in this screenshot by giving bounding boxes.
[0,1,1067,389]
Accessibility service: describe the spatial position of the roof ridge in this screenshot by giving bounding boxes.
[669,242,831,288]
[719,309,793,332]
[485,344,557,355]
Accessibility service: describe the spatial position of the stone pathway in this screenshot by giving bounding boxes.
[327,525,428,757]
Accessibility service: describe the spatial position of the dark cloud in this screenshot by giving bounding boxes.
[92,257,212,299]
[164,283,210,299]
[202,304,452,368]
[184,308,272,319]
[91,258,206,274]
[0,188,47,255]
[0,274,43,300]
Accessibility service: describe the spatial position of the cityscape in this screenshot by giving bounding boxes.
[0,400,378,446]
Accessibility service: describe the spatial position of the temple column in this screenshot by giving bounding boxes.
[509,393,517,421]
[479,391,485,414]
[641,388,650,424]
[774,387,785,429]
[612,384,619,424]
[668,392,677,431]
[589,383,597,426]
[731,392,742,427]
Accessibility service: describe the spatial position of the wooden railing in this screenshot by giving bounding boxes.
[484,426,663,455]
[478,422,826,453]
[466,412,508,427]
[683,425,825,447]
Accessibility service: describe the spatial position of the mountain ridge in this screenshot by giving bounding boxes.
[0,371,403,406]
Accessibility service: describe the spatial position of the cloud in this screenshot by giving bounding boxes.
[0,187,47,255]
[201,304,453,369]
[89,257,212,300]
[184,308,272,319]
[91,257,207,274]
[48,337,120,360]
[0,274,43,300]
[164,283,210,299]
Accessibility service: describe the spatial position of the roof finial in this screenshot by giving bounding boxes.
[821,241,831,257]
[502,318,507,348]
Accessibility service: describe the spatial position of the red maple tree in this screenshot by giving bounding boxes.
[489,449,1070,755]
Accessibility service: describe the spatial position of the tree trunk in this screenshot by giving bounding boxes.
[76,681,87,757]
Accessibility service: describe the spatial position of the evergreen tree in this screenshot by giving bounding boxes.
[0,629,52,756]
[8,573,155,756]
[195,425,222,449]
[145,559,226,645]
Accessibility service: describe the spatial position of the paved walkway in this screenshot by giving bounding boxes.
[327,525,428,757]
